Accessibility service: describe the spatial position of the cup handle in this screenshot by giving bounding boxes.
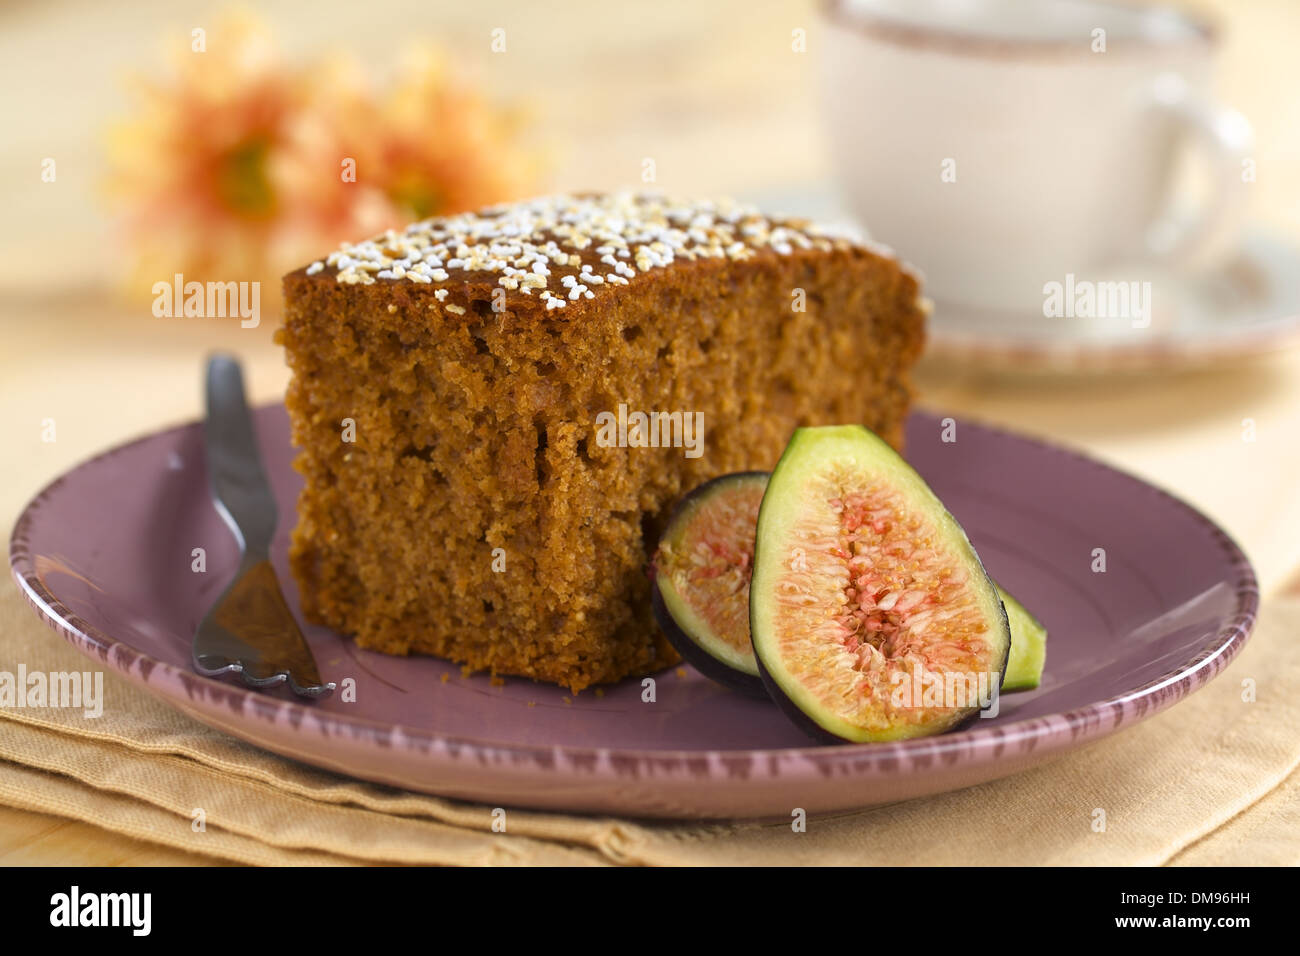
[1142,73,1253,271]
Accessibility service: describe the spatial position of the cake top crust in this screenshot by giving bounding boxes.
[305,192,890,312]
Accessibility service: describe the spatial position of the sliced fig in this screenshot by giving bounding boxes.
[650,472,769,696]
[750,426,1012,743]
[998,585,1048,691]
[653,471,1045,702]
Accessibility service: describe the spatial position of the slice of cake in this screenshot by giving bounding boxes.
[278,193,926,692]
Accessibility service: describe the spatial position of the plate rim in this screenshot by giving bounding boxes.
[7,406,1259,778]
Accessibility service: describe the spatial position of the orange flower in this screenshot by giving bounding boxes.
[105,10,540,302]
[369,44,538,220]
[105,12,301,292]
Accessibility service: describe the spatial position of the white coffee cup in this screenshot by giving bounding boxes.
[819,0,1253,315]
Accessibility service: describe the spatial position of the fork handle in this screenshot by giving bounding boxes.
[205,354,277,557]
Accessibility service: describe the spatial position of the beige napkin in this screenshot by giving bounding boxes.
[1,564,1297,865]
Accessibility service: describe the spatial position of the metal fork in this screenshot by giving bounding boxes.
[192,354,335,698]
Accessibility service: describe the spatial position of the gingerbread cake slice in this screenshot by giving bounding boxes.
[278,193,927,692]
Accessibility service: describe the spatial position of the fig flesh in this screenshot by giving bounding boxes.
[750,426,1011,743]
[650,472,769,696]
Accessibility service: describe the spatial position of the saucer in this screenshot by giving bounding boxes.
[919,231,1300,374]
[743,186,1300,375]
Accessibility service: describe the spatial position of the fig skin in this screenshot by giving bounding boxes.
[998,585,1048,691]
[749,425,1012,745]
[650,471,770,697]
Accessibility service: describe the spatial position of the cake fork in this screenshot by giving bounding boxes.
[192,354,335,698]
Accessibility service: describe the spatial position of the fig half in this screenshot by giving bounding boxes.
[750,426,1012,743]
[651,472,769,696]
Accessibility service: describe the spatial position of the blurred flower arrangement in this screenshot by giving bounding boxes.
[104,10,540,299]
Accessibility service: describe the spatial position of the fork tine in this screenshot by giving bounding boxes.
[194,559,335,697]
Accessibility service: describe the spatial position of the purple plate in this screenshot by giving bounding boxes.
[9,407,1257,819]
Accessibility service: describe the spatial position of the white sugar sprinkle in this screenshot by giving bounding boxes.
[319,193,865,307]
